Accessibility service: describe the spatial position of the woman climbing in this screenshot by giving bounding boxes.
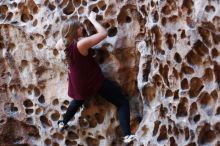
[56,11,135,144]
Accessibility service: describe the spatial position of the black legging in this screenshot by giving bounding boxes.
[63,78,131,136]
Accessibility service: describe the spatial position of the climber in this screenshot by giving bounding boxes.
[55,11,135,144]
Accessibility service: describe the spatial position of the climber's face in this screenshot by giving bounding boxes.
[77,25,84,38]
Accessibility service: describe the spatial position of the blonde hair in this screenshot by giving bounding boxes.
[62,20,82,47]
[61,20,82,64]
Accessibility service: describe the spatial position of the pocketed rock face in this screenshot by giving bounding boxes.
[0,0,219,146]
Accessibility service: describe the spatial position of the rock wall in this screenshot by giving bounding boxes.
[0,0,220,146]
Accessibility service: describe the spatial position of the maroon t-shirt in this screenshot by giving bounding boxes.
[67,42,104,100]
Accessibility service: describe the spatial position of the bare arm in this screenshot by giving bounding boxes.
[77,12,107,55]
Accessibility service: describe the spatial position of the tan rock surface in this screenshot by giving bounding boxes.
[0,0,219,146]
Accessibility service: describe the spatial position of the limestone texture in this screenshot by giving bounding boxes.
[0,0,220,146]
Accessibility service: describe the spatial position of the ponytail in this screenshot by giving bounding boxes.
[61,20,81,64]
